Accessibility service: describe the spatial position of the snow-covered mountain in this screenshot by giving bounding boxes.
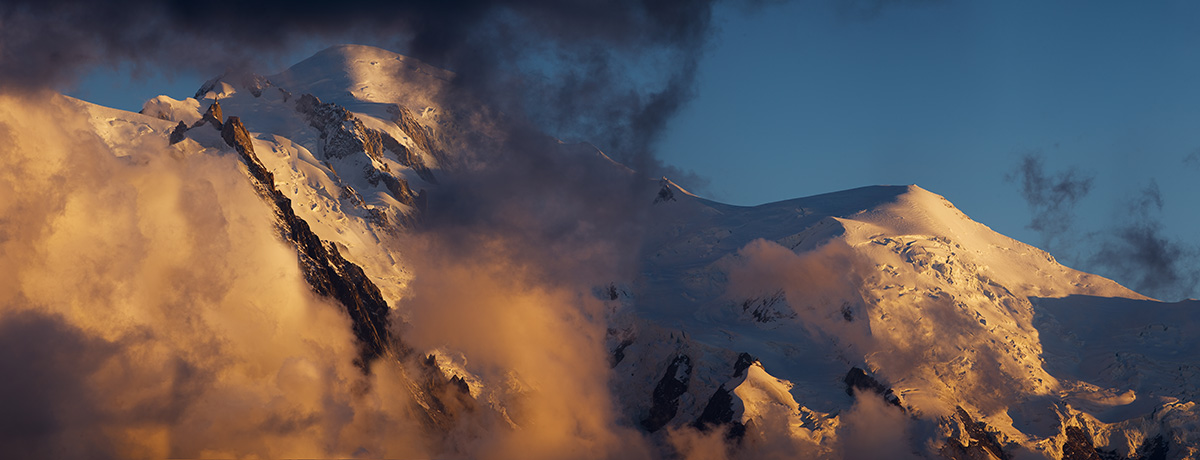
[5,44,1196,459]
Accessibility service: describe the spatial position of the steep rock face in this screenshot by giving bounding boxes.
[843,367,902,409]
[220,114,392,369]
[692,353,759,440]
[642,354,693,432]
[168,121,188,144]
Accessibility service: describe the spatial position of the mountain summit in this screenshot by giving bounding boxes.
[3,44,1195,459]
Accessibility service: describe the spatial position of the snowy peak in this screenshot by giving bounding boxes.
[839,184,1142,300]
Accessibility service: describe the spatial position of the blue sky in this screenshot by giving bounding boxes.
[64,0,1200,298]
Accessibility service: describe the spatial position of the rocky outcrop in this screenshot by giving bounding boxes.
[1058,425,1169,460]
[411,354,477,432]
[642,354,692,432]
[692,353,758,440]
[653,180,676,204]
[168,121,188,145]
[377,126,437,184]
[221,116,392,371]
[741,289,793,323]
[295,94,374,161]
[844,367,903,409]
[1134,435,1169,460]
[388,104,444,165]
[193,101,223,130]
[732,352,757,378]
[194,77,220,100]
[610,338,633,368]
[694,385,740,435]
[295,94,431,210]
[1062,426,1102,460]
[239,73,271,97]
[194,73,272,99]
[941,406,1010,460]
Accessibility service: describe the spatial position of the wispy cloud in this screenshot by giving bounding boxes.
[1006,153,1094,253]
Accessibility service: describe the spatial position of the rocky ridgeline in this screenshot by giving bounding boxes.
[294,93,434,217]
[183,102,393,371]
[185,102,487,442]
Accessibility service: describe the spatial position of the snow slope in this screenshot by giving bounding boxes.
[610,180,1194,458]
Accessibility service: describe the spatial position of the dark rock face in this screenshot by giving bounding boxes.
[642,354,692,432]
[221,116,392,371]
[1069,428,1168,460]
[693,385,742,435]
[941,406,1010,460]
[239,73,271,97]
[741,289,793,323]
[295,94,371,160]
[193,101,223,131]
[610,339,633,368]
[843,367,903,408]
[653,181,675,204]
[1136,435,1169,460]
[732,352,757,378]
[1062,426,1101,460]
[692,353,758,440]
[168,121,188,145]
[194,77,221,100]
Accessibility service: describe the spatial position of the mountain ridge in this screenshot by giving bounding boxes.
[12,44,1195,459]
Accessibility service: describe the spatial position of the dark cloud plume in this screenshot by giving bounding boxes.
[1088,181,1200,301]
[1007,153,1094,252]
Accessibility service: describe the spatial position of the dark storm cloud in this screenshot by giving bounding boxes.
[1,0,707,87]
[1007,153,1094,251]
[1089,181,1200,301]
